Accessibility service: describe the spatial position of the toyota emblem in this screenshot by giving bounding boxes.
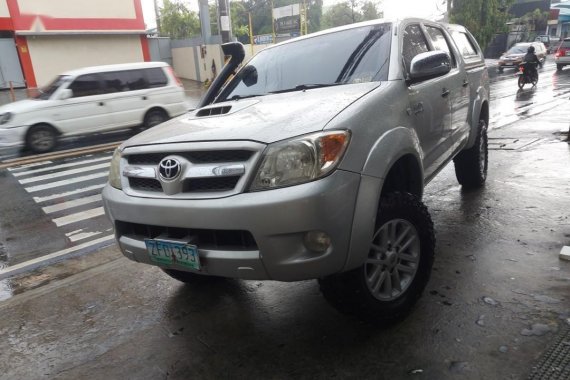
[158,158,181,180]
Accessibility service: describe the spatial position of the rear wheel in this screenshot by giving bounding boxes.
[498,66,503,73]
[319,192,435,326]
[557,64,563,71]
[453,118,488,189]
[25,124,57,154]
[143,109,169,130]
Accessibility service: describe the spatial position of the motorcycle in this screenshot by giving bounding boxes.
[517,62,538,89]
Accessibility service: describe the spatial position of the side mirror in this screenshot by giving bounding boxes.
[409,51,451,82]
[241,65,258,87]
[59,89,72,100]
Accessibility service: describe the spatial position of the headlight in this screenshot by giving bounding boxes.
[249,130,350,191]
[108,148,123,190]
[0,112,13,125]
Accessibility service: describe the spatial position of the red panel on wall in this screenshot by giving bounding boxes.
[14,36,37,88]
[140,35,150,62]
[7,0,145,31]
[0,17,13,30]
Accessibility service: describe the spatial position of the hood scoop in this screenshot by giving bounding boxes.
[196,105,232,117]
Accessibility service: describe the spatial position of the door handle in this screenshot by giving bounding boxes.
[142,96,147,100]
[441,88,450,97]
[98,102,105,106]
[462,80,469,87]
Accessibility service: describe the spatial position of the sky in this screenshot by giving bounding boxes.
[140,0,444,30]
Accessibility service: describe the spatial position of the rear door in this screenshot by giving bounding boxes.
[54,74,112,136]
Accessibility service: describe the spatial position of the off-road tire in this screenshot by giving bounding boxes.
[161,268,224,284]
[453,118,488,189]
[25,124,57,154]
[319,192,435,326]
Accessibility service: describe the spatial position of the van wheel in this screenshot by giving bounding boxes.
[453,118,488,189]
[26,124,57,154]
[319,192,435,325]
[143,109,169,129]
[161,269,224,284]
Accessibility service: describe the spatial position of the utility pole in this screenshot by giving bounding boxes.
[218,0,232,43]
[153,0,161,35]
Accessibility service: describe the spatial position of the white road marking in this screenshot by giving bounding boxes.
[25,172,108,193]
[42,194,102,214]
[52,207,105,227]
[18,163,110,185]
[69,231,103,242]
[65,229,83,237]
[33,184,105,203]
[12,156,111,177]
[0,235,115,281]
[7,160,53,171]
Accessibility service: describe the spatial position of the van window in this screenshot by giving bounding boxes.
[100,70,149,94]
[145,68,168,88]
[69,74,103,97]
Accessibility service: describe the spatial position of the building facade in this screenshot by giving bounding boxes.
[0,0,149,89]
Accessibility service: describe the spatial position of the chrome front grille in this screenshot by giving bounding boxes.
[120,141,265,199]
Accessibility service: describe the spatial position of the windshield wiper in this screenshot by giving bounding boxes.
[269,83,341,94]
[228,94,264,101]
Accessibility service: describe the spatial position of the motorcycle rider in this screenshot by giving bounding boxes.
[523,45,540,80]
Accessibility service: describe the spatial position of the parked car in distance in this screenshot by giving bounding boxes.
[554,37,570,71]
[0,62,187,153]
[535,34,559,53]
[498,42,547,72]
[103,18,490,325]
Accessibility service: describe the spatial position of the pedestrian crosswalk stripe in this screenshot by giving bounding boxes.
[68,231,103,243]
[42,194,102,214]
[25,172,108,193]
[33,184,105,203]
[18,163,110,185]
[7,160,53,171]
[52,207,105,227]
[12,156,111,177]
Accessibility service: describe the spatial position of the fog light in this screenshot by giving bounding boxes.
[304,231,331,253]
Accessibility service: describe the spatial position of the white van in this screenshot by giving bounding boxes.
[0,62,187,153]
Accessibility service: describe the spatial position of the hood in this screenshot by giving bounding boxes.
[124,82,380,147]
[0,99,49,114]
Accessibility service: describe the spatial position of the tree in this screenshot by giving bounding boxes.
[361,1,383,21]
[449,0,514,49]
[159,0,201,39]
[322,2,358,29]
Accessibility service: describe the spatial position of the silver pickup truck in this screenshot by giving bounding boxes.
[102,18,490,325]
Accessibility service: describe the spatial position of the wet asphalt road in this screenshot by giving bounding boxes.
[0,59,569,379]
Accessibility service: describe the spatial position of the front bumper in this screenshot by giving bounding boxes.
[102,170,362,281]
[0,126,26,148]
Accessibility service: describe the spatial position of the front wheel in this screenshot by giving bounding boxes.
[319,192,435,326]
[25,124,57,154]
[453,118,488,189]
[518,75,525,89]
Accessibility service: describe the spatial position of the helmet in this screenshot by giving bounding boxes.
[528,45,535,53]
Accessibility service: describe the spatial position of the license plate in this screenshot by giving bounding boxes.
[145,239,200,270]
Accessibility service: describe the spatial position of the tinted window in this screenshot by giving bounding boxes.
[69,74,103,97]
[402,24,430,73]
[425,25,456,67]
[146,68,168,88]
[451,31,478,57]
[101,70,148,93]
[218,24,392,101]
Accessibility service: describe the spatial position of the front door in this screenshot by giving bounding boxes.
[54,74,112,136]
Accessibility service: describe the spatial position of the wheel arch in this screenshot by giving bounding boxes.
[344,128,424,272]
[466,93,489,149]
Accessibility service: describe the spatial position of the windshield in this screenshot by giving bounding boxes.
[507,45,529,55]
[34,75,71,100]
[217,23,391,102]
